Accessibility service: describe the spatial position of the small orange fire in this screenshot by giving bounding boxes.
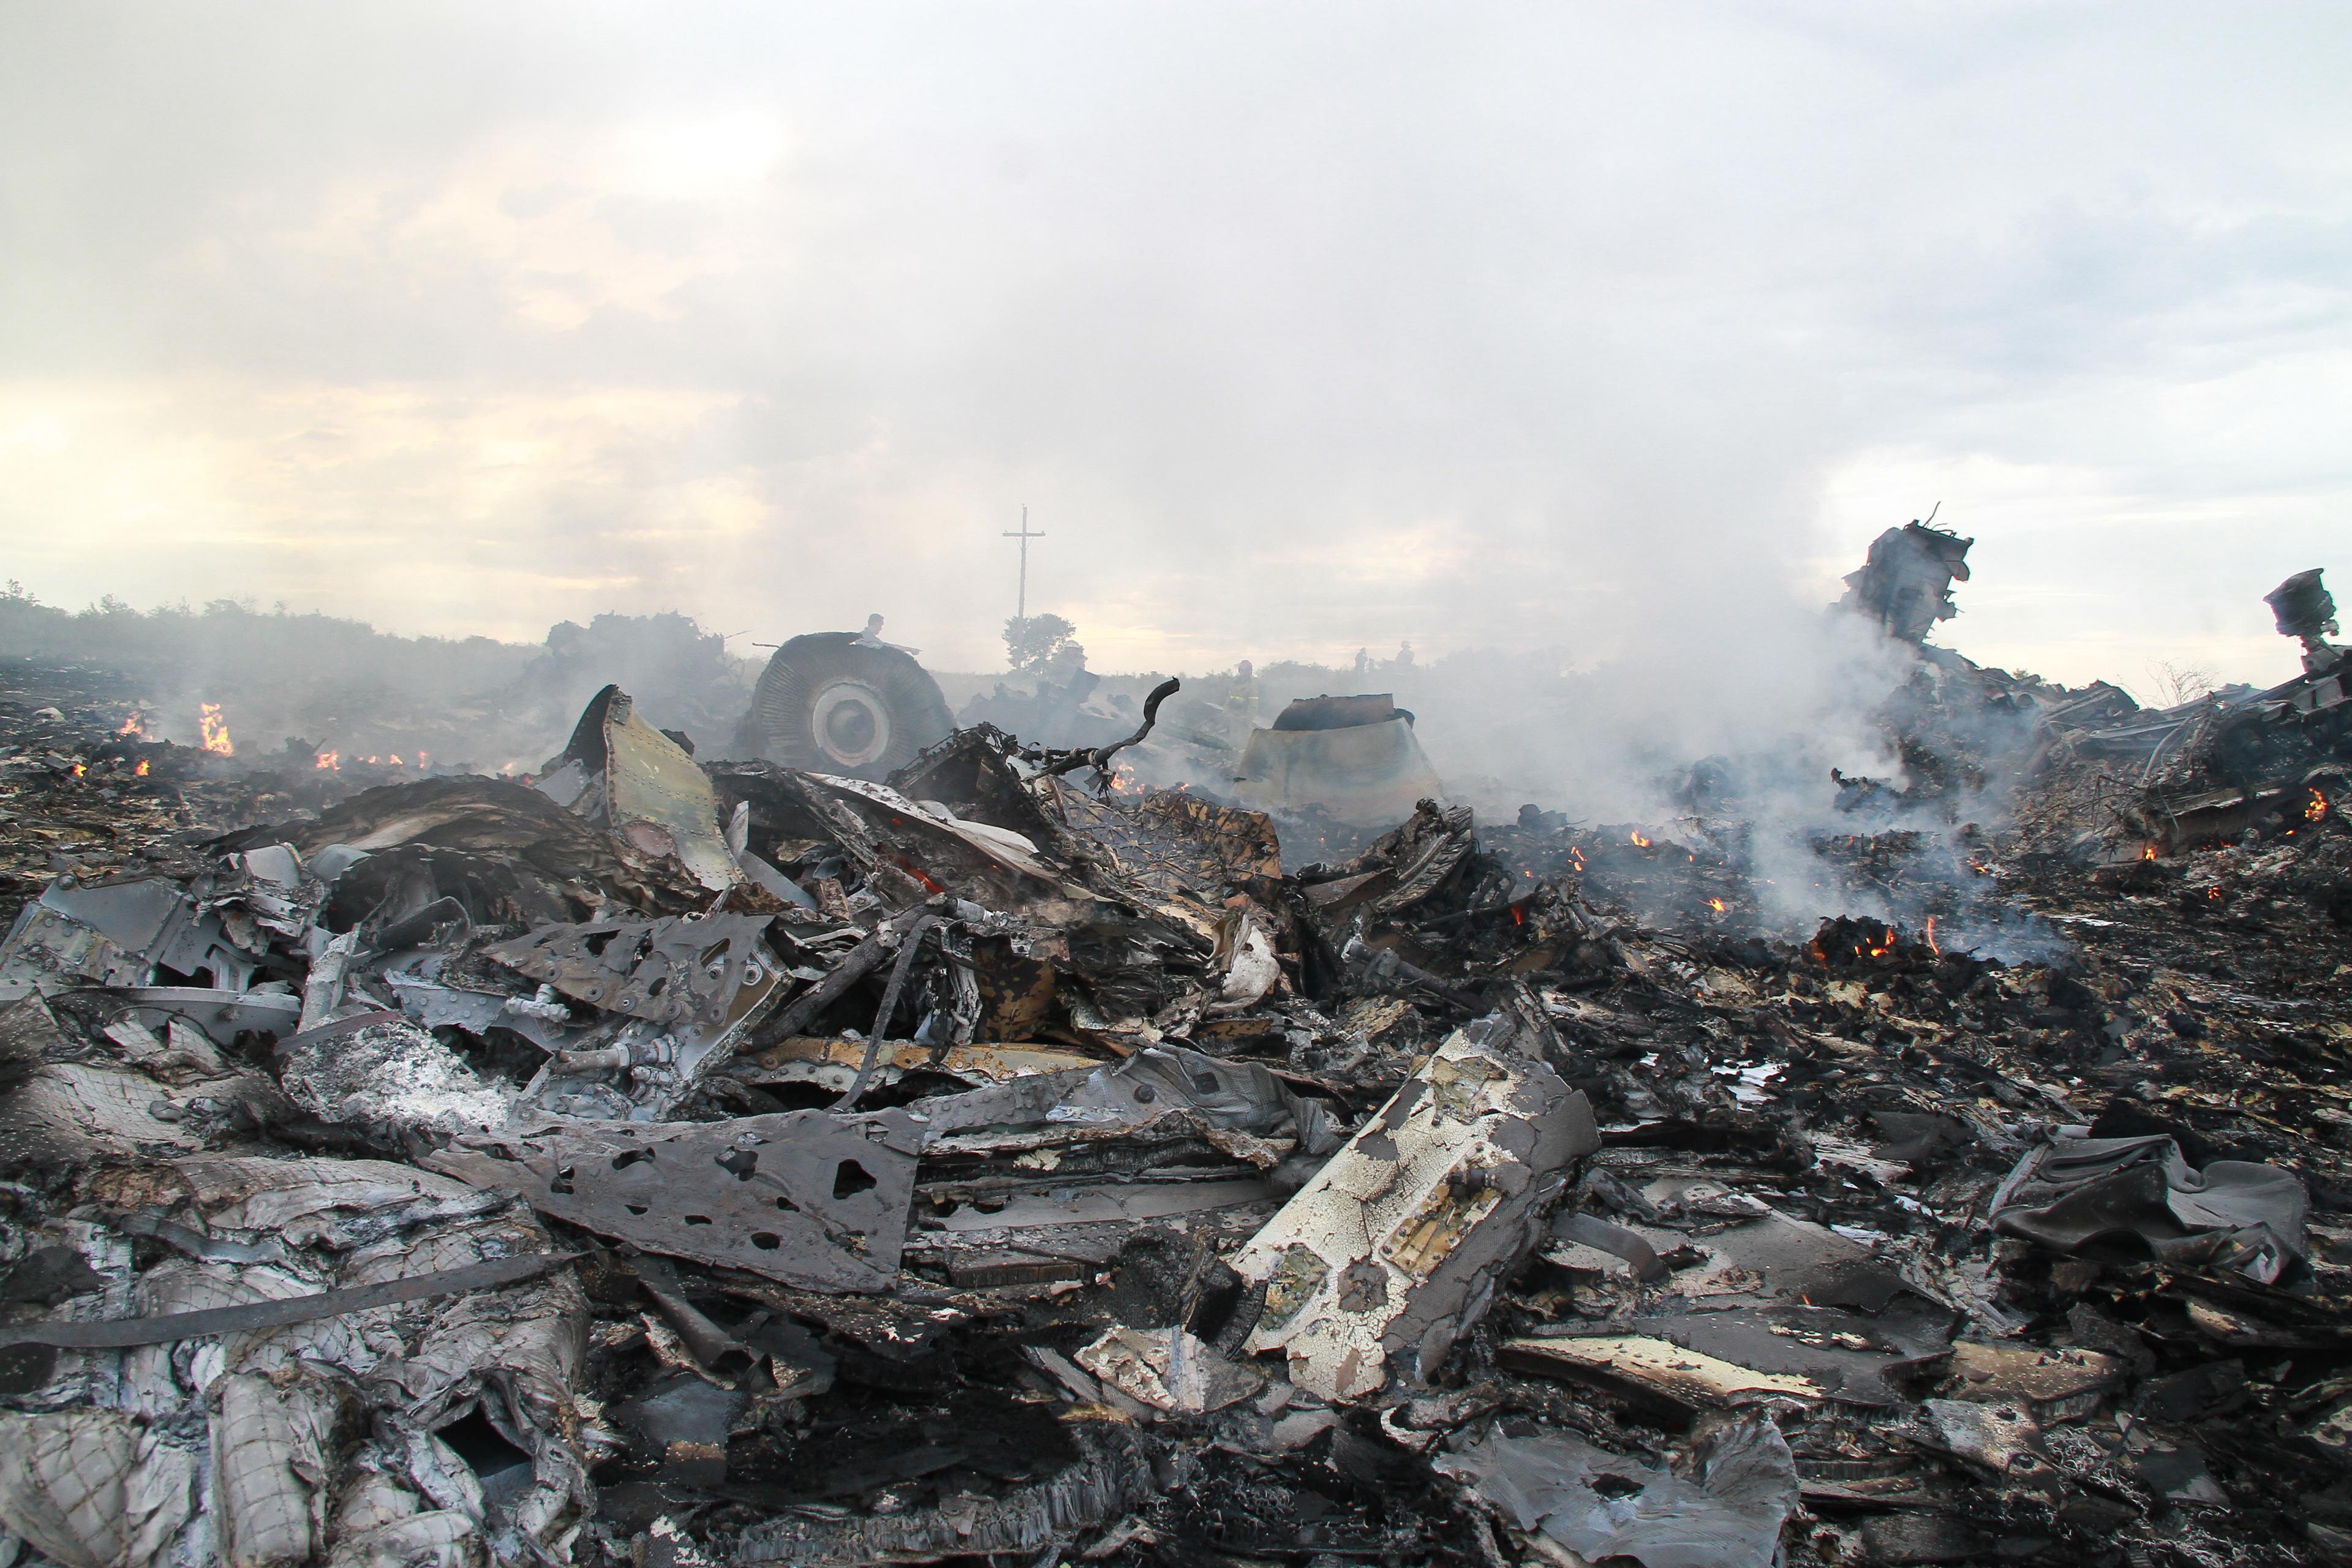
[892,856,944,895]
[1629,830,1651,848]
[389,754,405,766]
[70,762,85,777]
[2308,788,2329,824]
[117,714,145,737]
[2142,844,2158,861]
[315,751,340,771]
[198,702,233,756]
[1924,915,1939,954]
[134,760,149,776]
[1706,897,1727,913]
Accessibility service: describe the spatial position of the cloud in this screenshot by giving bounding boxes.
[1,1,2346,690]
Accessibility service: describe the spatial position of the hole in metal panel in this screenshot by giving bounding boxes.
[437,1409,532,1481]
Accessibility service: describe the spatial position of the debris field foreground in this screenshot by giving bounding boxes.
[0,553,2349,1567]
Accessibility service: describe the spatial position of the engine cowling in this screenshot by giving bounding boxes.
[730,633,954,778]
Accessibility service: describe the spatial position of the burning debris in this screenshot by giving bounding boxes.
[2030,568,2351,862]
[0,547,2345,1568]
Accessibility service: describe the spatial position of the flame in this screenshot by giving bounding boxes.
[891,856,944,894]
[198,703,233,756]
[1510,905,1525,926]
[389,754,404,766]
[134,759,149,776]
[1924,916,1939,954]
[70,762,85,777]
[2143,844,2158,861]
[1629,830,1651,848]
[1569,847,1586,869]
[1706,897,1726,913]
[315,751,339,771]
[417,751,429,768]
[2308,788,2329,823]
[117,714,145,737]
[2207,886,2223,901]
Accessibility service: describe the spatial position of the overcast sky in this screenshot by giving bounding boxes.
[4,2,2347,691]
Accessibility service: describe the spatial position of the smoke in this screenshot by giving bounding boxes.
[1138,577,2070,957]
[0,587,753,772]
[1166,589,1915,826]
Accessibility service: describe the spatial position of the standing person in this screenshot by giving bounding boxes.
[1226,658,1262,731]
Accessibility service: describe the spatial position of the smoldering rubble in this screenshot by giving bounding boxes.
[0,539,2346,1568]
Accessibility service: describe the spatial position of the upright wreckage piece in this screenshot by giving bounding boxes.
[536,685,744,892]
[1234,693,1447,829]
[1839,518,1973,643]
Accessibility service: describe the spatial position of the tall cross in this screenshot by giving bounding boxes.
[1002,505,1046,619]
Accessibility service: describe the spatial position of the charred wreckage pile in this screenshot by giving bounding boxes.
[0,540,2348,1568]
